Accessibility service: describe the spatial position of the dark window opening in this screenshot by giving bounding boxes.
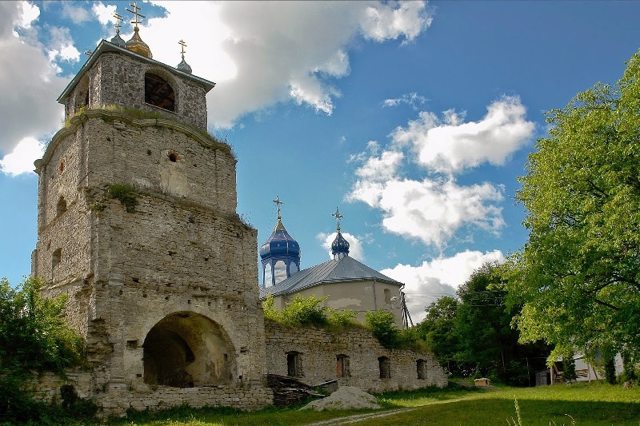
[52,248,62,269]
[336,354,350,378]
[378,356,391,379]
[168,151,178,162]
[145,73,175,111]
[59,161,64,173]
[287,351,303,377]
[57,197,67,216]
[417,359,427,380]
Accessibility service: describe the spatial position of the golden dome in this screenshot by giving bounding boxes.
[126,27,152,59]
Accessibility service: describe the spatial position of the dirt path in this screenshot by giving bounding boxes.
[307,408,416,425]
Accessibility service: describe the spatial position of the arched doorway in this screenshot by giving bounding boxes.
[143,312,235,387]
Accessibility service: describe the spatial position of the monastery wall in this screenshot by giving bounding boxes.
[265,321,448,393]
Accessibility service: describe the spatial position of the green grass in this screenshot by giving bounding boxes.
[109,404,376,426]
[101,382,640,425]
[371,382,640,425]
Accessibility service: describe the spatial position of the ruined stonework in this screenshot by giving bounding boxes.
[32,42,272,415]
[265,321,448,393]
[31,39,447,417]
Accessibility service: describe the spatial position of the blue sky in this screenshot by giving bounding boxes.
[0,1,639,321]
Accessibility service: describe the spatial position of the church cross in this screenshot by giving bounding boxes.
[273,196,284,220]
[113,12,123,34]
[178,40,187,60]
[332,207,343,231]
[126,2,145,29]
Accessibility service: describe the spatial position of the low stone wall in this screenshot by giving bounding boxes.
[265,321,447,393]
[96,382,273,417]
[29,370,93,405]
[31,372,272,417]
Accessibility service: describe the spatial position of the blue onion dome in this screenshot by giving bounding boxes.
[110,33,126,48]
[259,218,300,259]
[176,58,193,74]
[331,231,350,258]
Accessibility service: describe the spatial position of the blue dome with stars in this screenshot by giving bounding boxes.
[259,218,300,259]
[331,231,350,258]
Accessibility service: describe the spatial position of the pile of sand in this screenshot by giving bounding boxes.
[301,386,380,411]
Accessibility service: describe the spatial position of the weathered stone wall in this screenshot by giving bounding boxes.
[66,51,208,129]
[30,371,272,417]
[32,110,272,414]
[265,321,448,393]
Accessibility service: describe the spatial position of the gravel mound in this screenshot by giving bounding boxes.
[301,386,380,411]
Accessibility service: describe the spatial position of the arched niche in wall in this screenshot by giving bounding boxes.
[143,311,236,387]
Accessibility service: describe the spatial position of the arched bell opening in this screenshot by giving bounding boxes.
[143,311,236,388]
[144,72,175,111]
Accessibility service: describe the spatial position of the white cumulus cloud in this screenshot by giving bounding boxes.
[92,2,117,26]
[134,1,432,128]
[0,1,67,165]
[382,249,505,322]
[361,1,431,43]
[350,176,505,247]
[317,232,365,262]
[392,96,535,174]
[347,96,532,248]
[382,92,426,110]
[0,137,45,176]
[61,3,91,24]
[46,26,80,63]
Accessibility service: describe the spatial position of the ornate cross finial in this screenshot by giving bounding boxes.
[332,207,343,232]
[178,39,187,60]
[126,2,145,29]
[113,12,123,34]
[273,196,284,220]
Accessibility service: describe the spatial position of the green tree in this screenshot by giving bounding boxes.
[512,50,640,363]
[0,277,85,422]
[454,263,520,380]
[416,296,459,372]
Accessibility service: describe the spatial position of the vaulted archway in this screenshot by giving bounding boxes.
[143,312,235,387]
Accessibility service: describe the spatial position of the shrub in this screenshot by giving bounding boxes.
[0,277,85,423]
[281,295,328,326]
[107,183,138,212]
[263,295,357,330]
[365,310,400,348]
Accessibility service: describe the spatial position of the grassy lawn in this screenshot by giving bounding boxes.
[374,382,640,425]
[108,382,640,425]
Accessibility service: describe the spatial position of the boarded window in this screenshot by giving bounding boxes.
[145,73,175,111]
[287,351,303,377]
[417,359,427,380]
[57,196,67,216]
[384,288,391,304]
[52,248,62,269]
[378,356,391,379]
[336,354,350,378]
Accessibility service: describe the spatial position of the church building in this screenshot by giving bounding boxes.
[259,204,406,327]
[30,5,446,416]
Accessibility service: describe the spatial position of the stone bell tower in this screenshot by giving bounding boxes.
[32,8,271,413]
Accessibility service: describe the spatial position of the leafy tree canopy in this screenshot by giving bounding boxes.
[511,50,640,361]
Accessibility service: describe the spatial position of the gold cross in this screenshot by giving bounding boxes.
[178,40,187,59]
[113,12,123,34]
[273,196,284,220]
[332,207,343,231]
[126,2,145,29]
